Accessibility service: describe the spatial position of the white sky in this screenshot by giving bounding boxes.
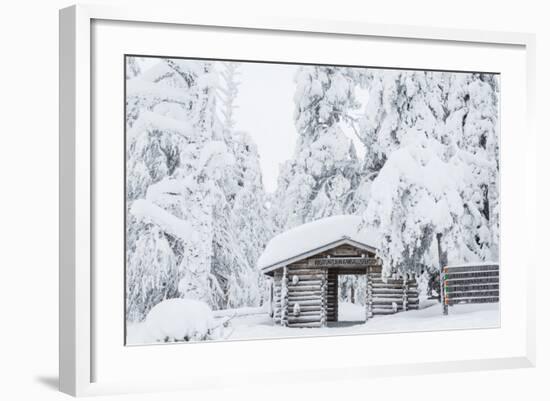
[233,62,298,193]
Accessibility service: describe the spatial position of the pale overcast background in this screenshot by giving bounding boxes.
[233,62,298,193]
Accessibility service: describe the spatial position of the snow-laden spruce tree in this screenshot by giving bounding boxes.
[272,65,361,231]
[357,70,500,277]
[444,73,500,262]
[126,58,203,320]
[127,59,275,320]
[351,70,449,212]
[127,59,235,319]
[211,62,274,309]
[228,130,275,307]
[363,128,466,277]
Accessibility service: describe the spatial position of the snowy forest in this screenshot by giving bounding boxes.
[125,56,499,342]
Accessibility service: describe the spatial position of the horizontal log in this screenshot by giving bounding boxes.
[286,274,326,280]
[288,316,322,323]
[288,297,324,303]
[288,291,322,297]
[288,322,321,328]
[294,309,323,315]
[287,285,322,291]
[288,280,322,286]
[293,305,323,312]
[288,300,322,307]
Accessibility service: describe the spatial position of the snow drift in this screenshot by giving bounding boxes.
[144,298,219,342]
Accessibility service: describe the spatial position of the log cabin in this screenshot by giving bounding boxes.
[258,215,419,328]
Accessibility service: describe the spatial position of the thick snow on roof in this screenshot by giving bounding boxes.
[257,215,379,271]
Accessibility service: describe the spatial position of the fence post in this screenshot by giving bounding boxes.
[403,274,409,311]
[436,233,448,315]
[366,271,373,319]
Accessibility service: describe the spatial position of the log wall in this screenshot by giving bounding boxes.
[273,265,329,328]
[368,271,419,315]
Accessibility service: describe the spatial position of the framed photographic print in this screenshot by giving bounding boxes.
[59,4,536,397]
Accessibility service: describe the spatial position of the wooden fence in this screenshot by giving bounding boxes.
[442,263,499,309]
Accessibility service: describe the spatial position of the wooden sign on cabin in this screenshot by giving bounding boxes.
[257,215,419,328]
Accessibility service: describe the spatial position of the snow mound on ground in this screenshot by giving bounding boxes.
[258,215,379,271]
[145,299,218,342]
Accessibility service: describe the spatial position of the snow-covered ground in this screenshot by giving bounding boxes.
[127,300,499,345]
[338,301,367,321]
[225,301,499,341]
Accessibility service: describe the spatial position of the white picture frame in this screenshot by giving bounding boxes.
[59,3,536,397]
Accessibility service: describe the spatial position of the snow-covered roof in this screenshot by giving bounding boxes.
[258,215,379,273]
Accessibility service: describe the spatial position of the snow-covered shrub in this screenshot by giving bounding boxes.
[145,298,220,342]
